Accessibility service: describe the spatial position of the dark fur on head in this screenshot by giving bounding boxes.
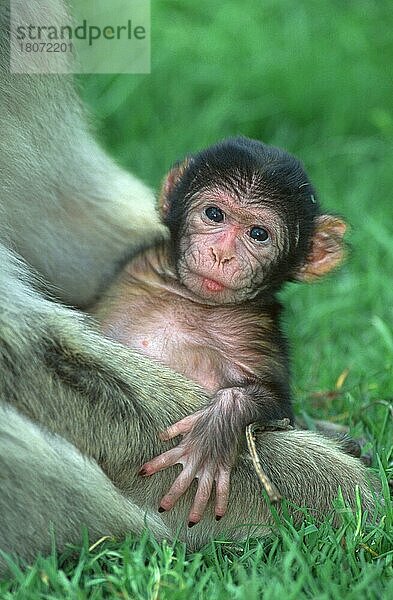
[163,137,322,296]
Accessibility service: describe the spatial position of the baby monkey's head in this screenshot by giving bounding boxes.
[158,137,346,305]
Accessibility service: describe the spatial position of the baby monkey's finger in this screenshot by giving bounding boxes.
[139,446,184,476]
[188,470,215,526]
[159,465,196,512]
[160,413,200,441]
[214,468,231,520]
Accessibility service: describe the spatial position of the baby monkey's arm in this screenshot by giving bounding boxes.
[140,381,293,526]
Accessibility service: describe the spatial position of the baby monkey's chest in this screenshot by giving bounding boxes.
[115,294,256,392]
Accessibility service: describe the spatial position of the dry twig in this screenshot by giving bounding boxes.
[246,418,293,503]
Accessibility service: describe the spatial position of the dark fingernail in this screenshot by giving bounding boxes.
[215,515,222,521]
[138,468,146,476]
[188,521,197,528]
[158,506,166,513]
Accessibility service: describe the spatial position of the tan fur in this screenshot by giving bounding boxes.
[94,241,284,392]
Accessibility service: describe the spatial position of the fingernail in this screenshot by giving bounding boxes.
[215,515,222,521]
[158,506,166,513]
[139,468,147,476]
[188,521,197,528]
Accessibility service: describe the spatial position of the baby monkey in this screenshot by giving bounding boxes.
[94,137,346,526]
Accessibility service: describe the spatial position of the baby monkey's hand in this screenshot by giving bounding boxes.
[139,410,233,526]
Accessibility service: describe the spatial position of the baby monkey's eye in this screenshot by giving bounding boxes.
[205,206,224,223]
[249,226,270,242]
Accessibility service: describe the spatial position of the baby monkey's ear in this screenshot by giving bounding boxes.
[295,215,347,282]
[158,157,192,220]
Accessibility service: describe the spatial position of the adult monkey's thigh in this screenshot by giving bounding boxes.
[0,0,377,575]
[0,404,170,572]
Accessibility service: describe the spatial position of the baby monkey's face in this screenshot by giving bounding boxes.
[176,191,287,305]
[161,137,345,305]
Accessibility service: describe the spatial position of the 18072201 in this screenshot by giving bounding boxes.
[19,42,74,53]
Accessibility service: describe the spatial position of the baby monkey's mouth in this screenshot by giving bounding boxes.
[179,263,245,304]
[201,277,226,293]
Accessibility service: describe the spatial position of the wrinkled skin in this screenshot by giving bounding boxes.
[177,193,286,304]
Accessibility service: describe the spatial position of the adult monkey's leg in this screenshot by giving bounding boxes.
[0,404,170,574]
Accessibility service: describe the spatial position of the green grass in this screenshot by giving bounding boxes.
[1,489,393,599]
[2,0,393,596]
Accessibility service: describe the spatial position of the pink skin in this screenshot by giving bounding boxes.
[139,413,231,524]
[177,196,284,305]
[202,278,226,293]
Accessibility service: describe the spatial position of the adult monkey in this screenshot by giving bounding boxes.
[0,0,376,575]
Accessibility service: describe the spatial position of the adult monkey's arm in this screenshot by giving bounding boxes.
[0,0,177,573]
[0,1,165,309]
